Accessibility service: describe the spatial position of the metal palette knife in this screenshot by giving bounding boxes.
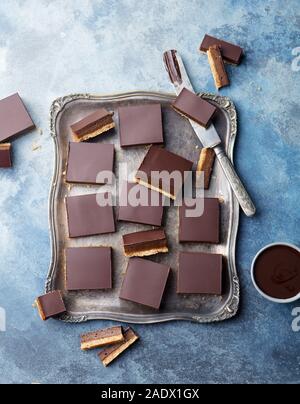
[163,50,256,217]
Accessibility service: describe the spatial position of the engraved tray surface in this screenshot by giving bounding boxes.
[47,91,240,324]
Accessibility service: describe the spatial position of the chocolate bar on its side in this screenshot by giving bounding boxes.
[81,326,124,351]
[135,145,194,200]
[172,88,217,128]
[70,108,115,142]
[35,290,66,321]
[66,142,114,185]
[177,252,223,295]
[197,148,215,189]
[123,229,168,258]
[0,93,35,143]
[98,327,139,367]
[0,143,12,168]
[207,45,230,89]
[200,34,243,65]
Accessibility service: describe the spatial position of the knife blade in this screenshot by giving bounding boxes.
[163,50,256,217]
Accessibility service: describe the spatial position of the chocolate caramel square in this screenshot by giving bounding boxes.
[123,229,168,257]
[0,144,12,168]
[66,247,112,291]
[35,290,66,321]
[66,193,115,238]
[66,142,114,184]
[119,104,164,147]
[135,145,194,200]
[118,182,164,227]
[70,108,115,142]
[0,93,35,143]
[178,252,223,295]
[179,198,220,243]
[172,88,217,128]
[119,258,170,309]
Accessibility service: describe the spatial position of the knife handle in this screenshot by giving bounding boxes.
[214,146,256,217]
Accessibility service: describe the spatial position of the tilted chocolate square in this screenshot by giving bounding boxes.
[172,88,217,128]
[179,198,220,243]
[35,290,66,321]
[0,144,12,168]
[66,193,115,238]
[135,145,194,200]
[119,258,170,309]
[66,247,112,291]
[0,93,35,143]
[70,108,115,142]
[66,142,114,184]
[178,252,223,295]
[119,104,164,147]
[118,182,164,227]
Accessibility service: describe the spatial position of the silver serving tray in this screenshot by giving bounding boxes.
[46,91,240,324]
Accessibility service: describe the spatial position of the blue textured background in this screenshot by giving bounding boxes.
[0,0,299,384]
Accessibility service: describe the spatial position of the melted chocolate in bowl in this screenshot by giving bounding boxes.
[254,245,300,300]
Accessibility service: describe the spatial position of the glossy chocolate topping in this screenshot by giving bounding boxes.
[178,252,223,295]
[0,93,35,142]
[136,145,194,198]
[66,142,114,184]
[66,193,115,238]
[120,258,170,309]
[70,108,113,135]
[66,247,112,291]
[37,291,66,319]
[123,229,166,246]
[254,245,300,299]
[119,104,164,147]
[179,198,220,244]
[173,88,217,128]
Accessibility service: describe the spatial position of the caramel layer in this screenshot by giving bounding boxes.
[135,178,176,200]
